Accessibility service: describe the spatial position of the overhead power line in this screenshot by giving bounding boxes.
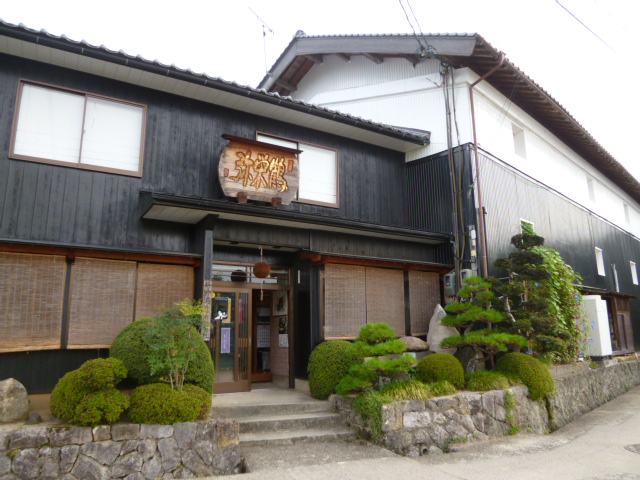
[555,0,614,52]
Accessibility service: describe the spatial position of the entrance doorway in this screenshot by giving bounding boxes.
[208,270,292,393]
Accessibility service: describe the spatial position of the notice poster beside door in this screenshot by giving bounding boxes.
[221,327,231,354]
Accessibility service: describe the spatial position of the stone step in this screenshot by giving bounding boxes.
[239,427,357,447]
[212,401,331,418]
[238,412,344,433]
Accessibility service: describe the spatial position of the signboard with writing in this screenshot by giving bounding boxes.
[218,135,300,205]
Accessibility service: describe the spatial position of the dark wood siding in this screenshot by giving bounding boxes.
[0,54,448,259]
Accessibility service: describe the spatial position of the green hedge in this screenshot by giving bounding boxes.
[308,341,361,399]
[50,358,129,426]
[128,383,211,424]
[415,353,464,389]
[466,370,511,391]
[496,352,555,400]
[110,317,215,393]
[357,323,396,345]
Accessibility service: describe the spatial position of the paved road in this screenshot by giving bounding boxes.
[220,385,640,480]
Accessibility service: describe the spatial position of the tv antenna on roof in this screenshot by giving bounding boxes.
[249,6,275,75]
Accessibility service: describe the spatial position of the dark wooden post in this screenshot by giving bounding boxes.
[192,215,217,340]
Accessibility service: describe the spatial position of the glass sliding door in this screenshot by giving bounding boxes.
[210,289,251,392]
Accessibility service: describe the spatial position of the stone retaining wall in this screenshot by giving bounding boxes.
[0,419,242,479]
[333,360,640,457]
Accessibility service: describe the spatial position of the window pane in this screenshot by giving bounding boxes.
[81,97,143,171]
[299,143,337,204]
[595,247,605,276]
[14,84,84,163]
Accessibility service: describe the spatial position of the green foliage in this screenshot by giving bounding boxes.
[465,370,511,391]
[110,313,215,393]
[494,226,583,363]
[504,390,519,435]
[351,339,406,358]
[496,352,555,401]
[336,355,416,395]
[73,390,130,426]
[415,353,464,389]
[128,383,210,424]
[429,380,457,397]
[357,323,396,345]
[380,379,433,401]
[442,276,527,369]
[308,341,361,399]
[173,299,205,330]
[145,314,203,390]
[354,390,386,441]
[51,358,129,426]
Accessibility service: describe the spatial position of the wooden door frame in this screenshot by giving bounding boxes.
[210,287,252,393]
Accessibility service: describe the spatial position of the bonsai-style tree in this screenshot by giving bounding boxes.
[441,276,528,369]
[494,225,583,363]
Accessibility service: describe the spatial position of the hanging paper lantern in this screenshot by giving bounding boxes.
[230,269,247,283]
[253,261,271,279]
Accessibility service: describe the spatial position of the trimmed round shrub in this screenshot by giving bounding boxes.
[357,323,396,345]
[429,380,457,397]
[496,352,555,400]
[128,383,210,424]
[466,370,511,392]
[415,353,464,389]
[308,341,361,399]
[51,358,129,426]
[110,317,215,393]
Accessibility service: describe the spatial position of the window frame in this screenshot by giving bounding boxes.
[256,131,340,208]
[630,261,638,286]
[520,218,534,234]
[10,80,147,178]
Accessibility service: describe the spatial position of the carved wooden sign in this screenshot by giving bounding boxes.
[218,134,300,205]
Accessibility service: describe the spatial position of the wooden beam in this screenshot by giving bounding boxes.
[304,54,323,64]
[274,78,297,92]
[363,53,384,64]
[336,53,351,62]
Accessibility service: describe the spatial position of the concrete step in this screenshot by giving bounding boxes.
[240,427,357,447]
[212,400,331,418]
[238,411,344,433]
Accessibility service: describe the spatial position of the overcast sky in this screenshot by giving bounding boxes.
[2,0,638,179]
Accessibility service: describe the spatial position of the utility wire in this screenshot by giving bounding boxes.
[397,0,434,57]
[555,0,614,52]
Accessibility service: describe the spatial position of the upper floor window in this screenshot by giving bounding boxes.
[520,219,534,235]
[595,247,605,276]
[630,261,638,285]
[257,133,338,207]
[587,176,596,202]
[11,82,146,176]
[512,123,526,158]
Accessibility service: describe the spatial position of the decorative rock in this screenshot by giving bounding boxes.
[194,440,214,466]
[427,445,444,455]
[9,427,48,449]
[11,448,39,479]
[182,449,210,476]
[38,447,60,480]
[426,304,457,354]
[111,452,143,477]
[158,438,180,471]
[0,453,11,476]
[92,426,111,442]
[50,427,93,447]
[173,423,197,449]
[81,441,122,465]
[123,474,144,480]
[111,424,140,442]
[399,336,428,352]
[120,440,138,456]
[60,445,80,473]
[0,431,10,451]
[403,411,431,429]
[137,439,156,461]
[25,412,42,425]
[140,425,173,439]
[0,379,29,423]
[71,454,109,480]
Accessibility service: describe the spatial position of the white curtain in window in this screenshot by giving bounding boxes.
[299,143,337,204]
[81,97,144,171]
[14,84,84,163]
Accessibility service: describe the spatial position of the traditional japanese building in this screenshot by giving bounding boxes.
[261,32,640,354]
[0,21,453,393]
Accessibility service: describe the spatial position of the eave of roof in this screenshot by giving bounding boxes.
[259,32,640,204]
[0,20,430,149]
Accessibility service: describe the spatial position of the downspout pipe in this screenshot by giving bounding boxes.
[469,53,506,277]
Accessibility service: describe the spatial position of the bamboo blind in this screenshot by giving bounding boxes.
[365,267,406,335]
[68,257,136,348]
[134,263,194,319]
[324,264,366,338]
[0,252,66,352]
[408,271,440,335]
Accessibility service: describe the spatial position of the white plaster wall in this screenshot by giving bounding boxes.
[292,58,640,237]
